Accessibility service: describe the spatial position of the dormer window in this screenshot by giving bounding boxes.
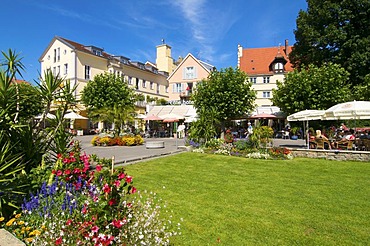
[273,62,284,73]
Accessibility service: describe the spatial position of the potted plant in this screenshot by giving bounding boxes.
[290,127,300,140]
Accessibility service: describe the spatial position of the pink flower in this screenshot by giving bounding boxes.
[125,176,132,183]
[57,153,62,159]
[69,152,75,157]
[66,219,73,226]
[63,158,70,164]
[114,180,121,188]
[112,219,124,228]
[117,172,125,180]
[64,169,71,175]
[102,183,111,194]
[56,170,63,176]
[70,157,76,162]
[82,204,88,214]
[91,225,99,233]
[96,165,102,172]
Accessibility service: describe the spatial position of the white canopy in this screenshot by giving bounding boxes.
[64,112,88,120]
[287,110,325,122]
[323,101,370,120]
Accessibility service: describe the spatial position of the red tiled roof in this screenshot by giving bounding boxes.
[239,46,293,75]
[13,79,30,85]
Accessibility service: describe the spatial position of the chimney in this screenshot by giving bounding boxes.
[284,39,289,56]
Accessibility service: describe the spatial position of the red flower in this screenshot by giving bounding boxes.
[82,204,88,214]
[108,199,116,206]
[63,158,70,164]
[112,219,124,228]
[131,186,137,194]
[96,165,102,172]
[125,176,132,183]
[57,153,62,159]
[66,219,73,226]
[69,152,75,157]
[55,237,62,245]
[56,170,63,176]
[102,183,111,194]
[91,225,99,233]
[117,172,125,180]
[64,169,71,175]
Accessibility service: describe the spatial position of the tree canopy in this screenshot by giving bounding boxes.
[81,73,137,132]
[289,0,370,87]
[272,63,351,115]
[81,73,136,111]
[192,67,256,123]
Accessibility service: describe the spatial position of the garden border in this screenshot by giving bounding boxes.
[290,148,370,162]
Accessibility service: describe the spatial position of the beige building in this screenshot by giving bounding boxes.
[167,53,214,102]
[237,40,293,107]
[39,36,169,108]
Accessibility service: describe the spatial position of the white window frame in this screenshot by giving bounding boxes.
[64,63,68,75]
[262,91,271,98]
[150,81,154,90]
[142,80,146,88]
[263,77,270,83]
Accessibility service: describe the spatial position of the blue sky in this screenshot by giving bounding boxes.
[1,0,307,82]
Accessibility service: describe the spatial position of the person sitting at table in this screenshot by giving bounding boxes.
[315,130,331,149]
[334,129,355,148]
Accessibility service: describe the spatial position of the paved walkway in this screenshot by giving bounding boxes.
[74,136,187,165]
[74,135,307,165]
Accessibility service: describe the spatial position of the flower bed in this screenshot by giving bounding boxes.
[1,143,180,245]
[91,134,144,146]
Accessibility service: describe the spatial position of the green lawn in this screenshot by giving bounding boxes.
[124,153,370,245]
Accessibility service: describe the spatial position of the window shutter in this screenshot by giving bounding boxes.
[194,67,198,79]
[172,83,176,92]
[182,67,186,79]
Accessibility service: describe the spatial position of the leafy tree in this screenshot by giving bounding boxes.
[272,63,351,115]
[188,107,220,143]
[81,73,137,134]
[290,0,370,87]
[192,67,256,135]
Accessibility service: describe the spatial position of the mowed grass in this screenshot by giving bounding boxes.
[124,152,370,245]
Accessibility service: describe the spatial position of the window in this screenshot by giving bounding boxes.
[274,62,284,73]
[250,77,257,83]
[142,80,146,88]
[150,81,154,90]
[172,83,182,93]
[52,67,56,75]
[165,86,169,93]
[53,49,56,63]
[183,66,197,79]
[263,91,271,98]
[85,65,90,80]
[57,48,60,62]
[57,65,60,75]
[157,84,160,94]
[263,77,270,83]
[128,76,132,85]
[64,63,68,75]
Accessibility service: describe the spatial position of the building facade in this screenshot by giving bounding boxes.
[167,53,214,102]
[39,36,170,111]
[237,40,293,107]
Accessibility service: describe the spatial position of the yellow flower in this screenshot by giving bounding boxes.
[17,220,25,225]
[25,226,32,231]
[41,225,47,231]
[15,213,21,219]
[5,218,16,227]
[0,217,4,222]
[25,238,34,243]
[29,230,41,236]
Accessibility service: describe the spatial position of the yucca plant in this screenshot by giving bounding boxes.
[0,131,27,219]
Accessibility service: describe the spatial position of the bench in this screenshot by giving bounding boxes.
[146,141,165,149]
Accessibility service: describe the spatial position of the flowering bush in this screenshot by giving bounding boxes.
[246,152,271,159]
[224,130,234,143]
[91,135,144,147]
[1,148,180,245]
[214,143,234,156]
[204,138,224,149]
[269,147,293,160]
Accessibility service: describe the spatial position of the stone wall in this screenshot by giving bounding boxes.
[291,148,370,162]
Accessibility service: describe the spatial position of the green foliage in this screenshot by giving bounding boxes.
[0,50,77,218]
[81,73,137,134]
[250,125,274,148]
[188,107,219,143]
[192,67,256,122]
[272,63,351,115]
[290,0,370,87]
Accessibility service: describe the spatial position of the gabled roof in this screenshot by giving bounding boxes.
[167,53,215,80]
[39,36,110,61]
[239,46,293,75]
